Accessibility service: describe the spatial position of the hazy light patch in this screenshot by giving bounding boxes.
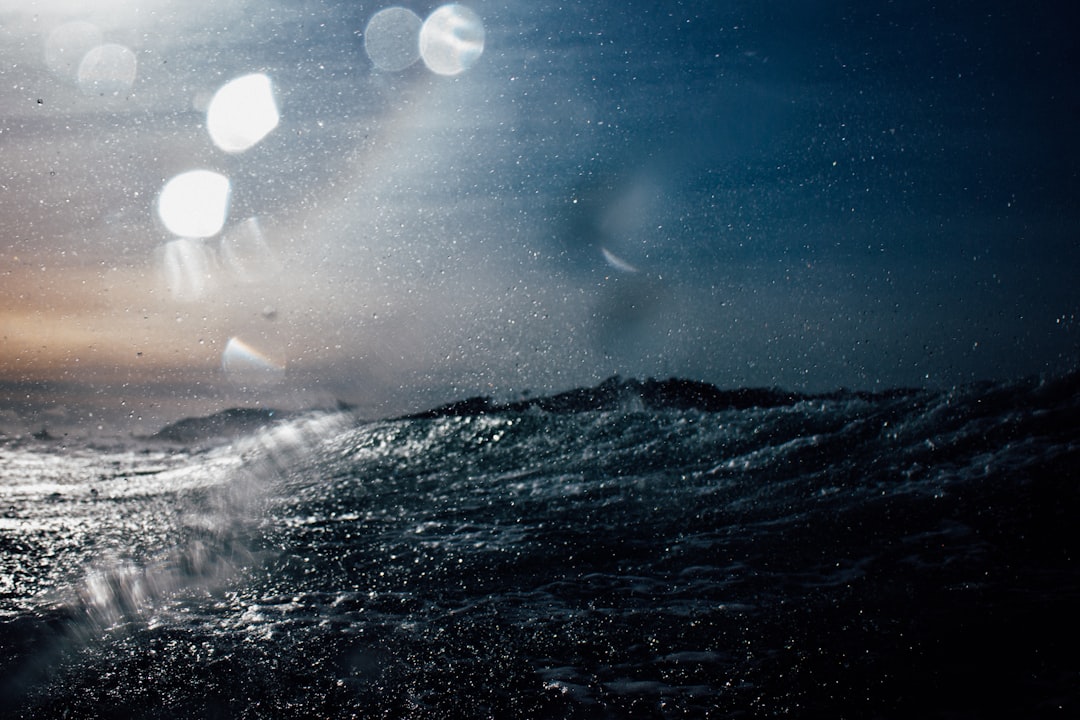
[206,73,280,154]
[222,337,286,386]
[364,7,423,72]
[44,21,102,80]
[601,248,640,274]
[159,238,214,302]
[419,4,485,76]
[77,43,137,95]
[221,217,280,282]
[157,170,231,238]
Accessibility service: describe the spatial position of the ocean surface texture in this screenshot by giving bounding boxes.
[1,375,1077,718]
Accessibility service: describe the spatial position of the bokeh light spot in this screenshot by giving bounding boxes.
[222,337,286,386]
[77,43,137,95]
[420,4,485,76]
[157,170,231,239]
[364,7,423,72]
[206,73,280,154]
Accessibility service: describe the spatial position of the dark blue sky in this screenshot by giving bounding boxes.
[1,0,1077,431]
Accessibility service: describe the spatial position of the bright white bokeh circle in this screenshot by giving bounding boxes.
[157,170,231,239]
[419,4,485,76]
[206,73,280,154]
[364,7,423,72]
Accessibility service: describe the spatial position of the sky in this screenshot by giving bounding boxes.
[1,0,1078,434]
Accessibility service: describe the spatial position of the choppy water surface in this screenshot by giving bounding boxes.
[2,376,1078,718]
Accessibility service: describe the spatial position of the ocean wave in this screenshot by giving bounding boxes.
[2,371,1078,717]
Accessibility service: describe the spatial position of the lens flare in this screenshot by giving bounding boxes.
[222,337,286,386]
[221,217,280,282]
[601,247,640,274]
[159,238,213,302]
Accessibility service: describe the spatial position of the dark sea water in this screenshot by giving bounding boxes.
[1,375,1078,718]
